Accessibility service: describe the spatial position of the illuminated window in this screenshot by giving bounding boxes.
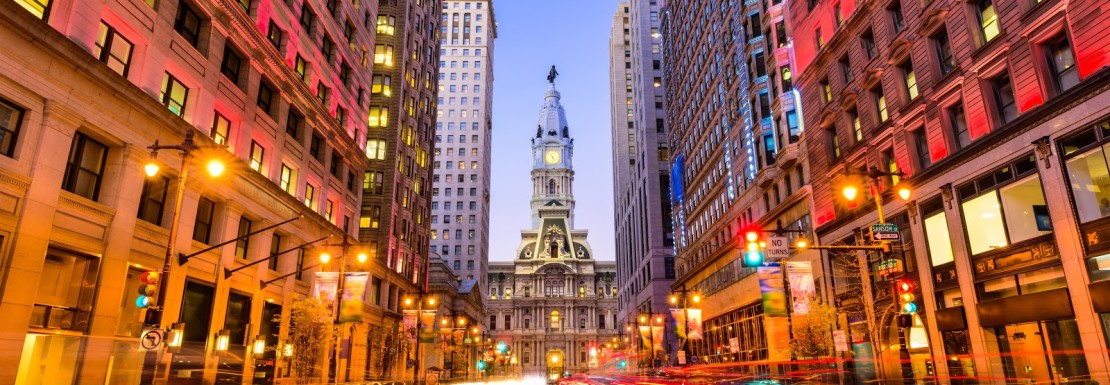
[94,22,134,77]
[368,106,389,127]
[374,44,394,66]
[210,112,230,146]
[874,87,888,123]
[820,78,832,103]
[976,0,1000,44]
[279,164,295,194]
[248,141,265,173]
[921,198,953,266]
[294,55,308,81]
[780,67,792,91]
[377,15,396,35]
[304,184,315,208]
[234,217,252,258]
[849,108,863,142]
[372,75,392,96]
[366,139,387,160]
[958,157,1047,255]
[160,73,189,117]
[902,61,918,100]
[15,0,52,20]
[827,128,841,159]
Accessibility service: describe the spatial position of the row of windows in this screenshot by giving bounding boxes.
[431,200,479,210]
[435,121,483,131]
[825,27,1078,175]
[432,161,480,170]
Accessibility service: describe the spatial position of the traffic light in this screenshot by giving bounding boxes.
[894,277,917,313]
[136,271,159,308]
[618,359,627,368]
[496,341,507,353]
[742,228,764,267]
[476,360,486,370]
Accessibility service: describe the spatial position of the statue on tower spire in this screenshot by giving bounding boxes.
[547,65,559,84]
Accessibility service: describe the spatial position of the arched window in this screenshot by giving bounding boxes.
[548,179,556,194]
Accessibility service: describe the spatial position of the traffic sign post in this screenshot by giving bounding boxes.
[766,236,790,260]
[870,223,900,242]
[140,327,164,351]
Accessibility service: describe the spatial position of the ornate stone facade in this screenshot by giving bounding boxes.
[485,78,619,381]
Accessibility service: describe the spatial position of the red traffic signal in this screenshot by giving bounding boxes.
[894,278,915,294]
[894,277,917,313]
[745,230,759,242]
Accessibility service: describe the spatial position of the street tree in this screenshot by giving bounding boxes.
[287,299,332,385]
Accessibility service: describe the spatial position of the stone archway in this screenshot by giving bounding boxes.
[545,349,565,382]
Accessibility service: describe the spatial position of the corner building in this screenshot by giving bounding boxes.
[485,79,619,381]
[790,0,1110,380]
[661,0,815,367]
[0,0,418,383]
[608,0,678,351]
[432,0,496,289]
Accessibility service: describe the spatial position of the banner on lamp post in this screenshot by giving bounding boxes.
[670,309,687,340]
[786,261,816,315]
[339,272,369,323]
[402,310,417,342]
[312,272,339,313]
[419,310,437,343]
[638,325,651,351]
[651,326,664,353]
[757,264,788,317]
[687,309,703,340]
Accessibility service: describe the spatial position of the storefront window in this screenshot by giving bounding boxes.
[942,330,977,385]
[977,266,1066,301]
[959,157,1049,255]
[990,319,1089,383]
[1061,120,1110,223]
[923,197,954,266]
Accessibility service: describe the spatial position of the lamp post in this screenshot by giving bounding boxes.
[141,129,224,385]
[668,279,701,366]
[404,294,437,384]
[143,129,224,327]
[317,232,367,384]
[839,166,914,385]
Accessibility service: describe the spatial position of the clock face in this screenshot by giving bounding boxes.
[544,150,561,165]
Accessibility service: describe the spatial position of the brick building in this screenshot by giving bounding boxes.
[791,0,1110,380]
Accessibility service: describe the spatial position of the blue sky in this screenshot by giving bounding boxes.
[488,0,618,261]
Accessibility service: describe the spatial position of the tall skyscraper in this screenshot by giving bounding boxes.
[360,0,441,298]
[432,0,496,290]
[608,0,675,349]
[661,0,813,365]
[486,75,619,381]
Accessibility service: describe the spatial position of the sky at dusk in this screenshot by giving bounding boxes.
[487,0,618,262]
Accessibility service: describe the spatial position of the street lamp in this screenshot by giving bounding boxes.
[316,233,368,384]
[404,294,438,383]
[144,129,226,327]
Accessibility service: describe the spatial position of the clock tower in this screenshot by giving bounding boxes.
[529,77,575,228]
